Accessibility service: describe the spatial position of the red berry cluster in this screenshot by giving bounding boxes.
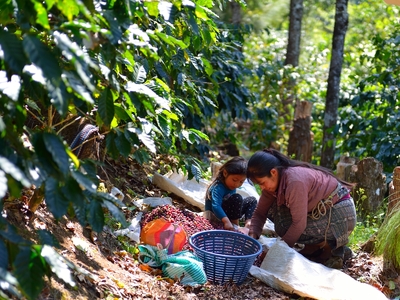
[141,205,215,239]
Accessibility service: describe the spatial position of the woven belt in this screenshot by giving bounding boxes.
[309,183,346,220]
[308,182,350,248]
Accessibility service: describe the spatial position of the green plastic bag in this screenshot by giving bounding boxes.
[138,244,207,286]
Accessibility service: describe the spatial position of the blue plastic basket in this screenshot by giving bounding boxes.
[189,230,262,285]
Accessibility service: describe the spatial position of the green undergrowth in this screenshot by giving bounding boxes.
[348,207,385,251]
[348,189,386,251]
[375,202,400,269]
[348,220,380,251]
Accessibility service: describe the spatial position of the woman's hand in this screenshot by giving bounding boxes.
[249,231,258,239]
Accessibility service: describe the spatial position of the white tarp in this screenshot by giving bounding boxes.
[249,238,388,300]
[152,171,260,210]
[114,212,143,243]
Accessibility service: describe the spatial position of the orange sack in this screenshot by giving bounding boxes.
[140,218,187,254]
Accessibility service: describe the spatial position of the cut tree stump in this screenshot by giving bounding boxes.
[350,157,387,220]
[336,155,358,182]
[287,101,313,162]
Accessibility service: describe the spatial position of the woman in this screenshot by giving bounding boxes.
[247,149,356,269]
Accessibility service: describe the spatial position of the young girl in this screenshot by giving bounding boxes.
[203,156,258,231]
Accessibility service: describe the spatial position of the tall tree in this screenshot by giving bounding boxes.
[230,1,242,25]
[282,0,303,131]
[320,0,349,169]
[285,0,311,161]
[285,0,304,67]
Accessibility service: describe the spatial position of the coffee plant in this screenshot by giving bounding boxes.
[0,0,257,298]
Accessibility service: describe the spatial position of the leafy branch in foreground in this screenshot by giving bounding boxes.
[0,0,256,297]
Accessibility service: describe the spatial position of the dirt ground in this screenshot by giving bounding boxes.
[3,156,400,300]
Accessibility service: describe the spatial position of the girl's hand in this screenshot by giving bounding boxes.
[222,217,234,231]
[224,223,235,231]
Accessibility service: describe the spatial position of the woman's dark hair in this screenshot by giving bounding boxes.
[247,148,353,188]
[206,156,247,197]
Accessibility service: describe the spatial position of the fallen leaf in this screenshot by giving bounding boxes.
[139,264,153,273]
[66,222,75,232]
[90,231,97,243]
[164,278,175,284]
[113,279,125,288]
[115,250,128,257]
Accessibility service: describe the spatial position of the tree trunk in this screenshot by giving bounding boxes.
[285,0,304,153]
[287,101,313,162]
[230,1,242,25]
[320,0,349,169]
[285,0,304,67]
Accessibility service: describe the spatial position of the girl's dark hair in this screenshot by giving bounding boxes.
[206,156,247,197]
[247,148,353,188]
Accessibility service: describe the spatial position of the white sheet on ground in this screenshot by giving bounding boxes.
[114,212,143,243]
[152,171,260,210]
[133,197,173,208]
[249,238,388,300]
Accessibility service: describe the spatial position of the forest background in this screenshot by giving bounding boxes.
[0,0,400,299]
